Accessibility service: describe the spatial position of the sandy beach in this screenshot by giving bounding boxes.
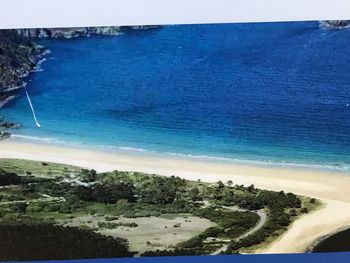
[1,138,350,253]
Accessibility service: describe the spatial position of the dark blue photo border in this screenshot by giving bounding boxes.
[8,252,350,263]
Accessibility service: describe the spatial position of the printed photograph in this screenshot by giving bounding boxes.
[0,20,350,260]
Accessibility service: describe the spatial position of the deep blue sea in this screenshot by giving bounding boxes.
[2,22,350,170]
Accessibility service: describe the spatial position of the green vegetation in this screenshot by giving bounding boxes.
[0,159,81,178]
[0,222,133,261]
[0,169,21,186]
[177,208,259,254]
[98,221,138,229]
[0,158,320,258]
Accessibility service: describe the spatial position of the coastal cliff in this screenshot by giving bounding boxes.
[320,20,350,29]
[16,26,122,38]
[0,30,40,138]
[0,30,46,108]
[16,25,159,39]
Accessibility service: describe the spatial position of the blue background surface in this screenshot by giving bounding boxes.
[11,253,350,263]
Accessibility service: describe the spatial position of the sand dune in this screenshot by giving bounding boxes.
[1,138,350,253]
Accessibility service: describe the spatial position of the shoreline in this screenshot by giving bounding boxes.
[8,134,350,174]
[1,138,350,253]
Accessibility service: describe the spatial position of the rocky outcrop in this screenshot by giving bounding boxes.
[0,116,20,140]
[0,131,10,140]
[16,26,122,39]
[320,20,350,29]
[16,25,160,39]
[0,117,20,129]
[120,25,160,31]
[0,30,47,108]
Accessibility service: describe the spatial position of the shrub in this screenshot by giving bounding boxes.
[0,170,21,186]
[10,203,28,213]
[300,207,309,213]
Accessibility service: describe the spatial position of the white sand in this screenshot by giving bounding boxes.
[1,138,350,253]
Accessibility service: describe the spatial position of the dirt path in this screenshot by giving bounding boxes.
[211,207,267,255]
[0,194,65,205]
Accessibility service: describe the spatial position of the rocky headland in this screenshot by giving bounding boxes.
[0,116,20,140]
[320,20,350,29]
[16,25,159,39]
[0,30,46,108]
[16,26,122,39]
[0,25,160,139]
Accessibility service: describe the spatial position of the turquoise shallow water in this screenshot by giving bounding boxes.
[1,22,350,170]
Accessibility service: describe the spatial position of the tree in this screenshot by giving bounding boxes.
[92,182,135,204]
[80,169,97,182]
[277,213,291,227]
[216,181,225,189]
[10,202,28,213]
[137,176,186,205]
[188,187,201,202]
[247,184,255,193]
[236,195,263,210]
[0,169,21,186]
[75,182,136,204]
[285,192,301,208]
[289,209,297,216]
[222,189,235,204]
[300,207,309,214]
[75,185,93,201]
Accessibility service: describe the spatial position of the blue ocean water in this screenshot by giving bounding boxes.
[2,22,350,169]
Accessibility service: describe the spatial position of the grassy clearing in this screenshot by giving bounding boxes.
[63,214,215,254]
[0,158,81,178]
